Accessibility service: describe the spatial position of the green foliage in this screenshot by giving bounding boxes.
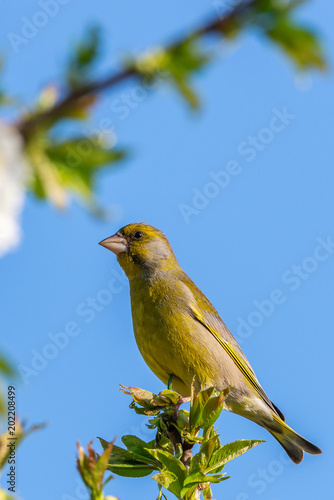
[77,441,117,500]
[129,38,210,109]
[266,19,325,69]
[46,137,125,203]
[66,26,102,89]
[252,0,326,69]
[99,385,264,499]
[25,132,126,212]
[128,0,326,111]
[14,26,126,213]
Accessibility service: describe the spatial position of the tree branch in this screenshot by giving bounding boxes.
[16,0,256,141]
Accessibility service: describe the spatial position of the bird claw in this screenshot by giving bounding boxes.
[167,374,174,390]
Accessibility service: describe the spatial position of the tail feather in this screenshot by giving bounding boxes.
[271,432,304,464]
[267,415,322,464]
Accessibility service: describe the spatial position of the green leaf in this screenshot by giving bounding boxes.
[152,471,182,498]
[165,39,210,109]
[254,0,309,16]
[180,472,228,498]
[201,389,228,429]
[108,461,155,478]
[176,409,190,432]
[44,137,125,200]
[188,451,207,475]
[183,472,226,486]
[150,448,187,484]
[129,38,210,110]
[189,387,229,432]
[206,439,265,474]
[121,385,182,418]
[193,432,220,472]
[202,484,213,500]
[121,386,159,405]
[106,442,148,463]
[46,137,124,170]
[189,386,213,430]
[66,26,102,89]
[77,441,113,491]
[252,0,326,70]
[27,139,68,207]
[202,425,221,449]
[99,437,117,452]
[159,389,183,405]
[98,437,159,478]
[94,441,114,485]
[266,20,326,70]
[121,435,159,463]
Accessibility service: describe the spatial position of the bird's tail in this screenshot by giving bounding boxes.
[267,414,322,464]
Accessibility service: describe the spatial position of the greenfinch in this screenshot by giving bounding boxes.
[99,223,322,464]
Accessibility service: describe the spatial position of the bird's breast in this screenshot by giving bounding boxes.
[128,277,251,399]
[129,279,196,387]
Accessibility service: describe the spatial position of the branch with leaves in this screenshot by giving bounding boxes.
[16,0,326,139]
[77,441,118,500]
[96,385,263,500]
[0,0,327,257]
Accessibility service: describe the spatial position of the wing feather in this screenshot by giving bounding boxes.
[180,274,278,415]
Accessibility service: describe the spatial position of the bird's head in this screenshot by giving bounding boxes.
[99,223,178,279]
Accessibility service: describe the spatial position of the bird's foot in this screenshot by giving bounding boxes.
[167,374,173,390]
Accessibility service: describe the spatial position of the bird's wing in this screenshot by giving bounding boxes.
[181,274,278,415]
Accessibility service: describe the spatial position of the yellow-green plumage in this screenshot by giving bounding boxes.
[99,223,322,464]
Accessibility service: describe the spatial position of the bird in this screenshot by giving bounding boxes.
[99,222,322,464]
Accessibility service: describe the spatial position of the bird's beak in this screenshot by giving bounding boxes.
[99,234,128,255]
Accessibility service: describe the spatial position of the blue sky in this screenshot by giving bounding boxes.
[1,1,333,499]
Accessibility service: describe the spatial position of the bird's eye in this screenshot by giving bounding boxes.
[134,231,143,239]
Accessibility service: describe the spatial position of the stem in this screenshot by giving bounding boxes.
[181,441,194,471]
[174,396,191,419]
[165,422,183,453]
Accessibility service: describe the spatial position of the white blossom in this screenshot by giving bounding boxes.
[0,123,29,257]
